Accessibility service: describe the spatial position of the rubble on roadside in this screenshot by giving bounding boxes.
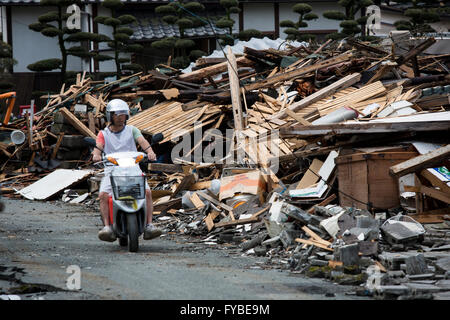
[0,33,449,300]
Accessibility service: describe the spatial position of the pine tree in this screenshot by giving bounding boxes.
[392,0,441,36]
[323,0,374,40]
[153,1,207,69]
[280,3,318,41]
[94,0,144,79]
[216,0,240,46]
[0,35,16,94]
[28,0,98,84]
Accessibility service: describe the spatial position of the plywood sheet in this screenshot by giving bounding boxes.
[18,169,94,200]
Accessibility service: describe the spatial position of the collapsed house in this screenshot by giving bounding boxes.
[0,34,449,299]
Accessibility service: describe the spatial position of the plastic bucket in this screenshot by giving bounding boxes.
[10,130,25,145]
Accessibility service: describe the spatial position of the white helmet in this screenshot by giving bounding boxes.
[105,99,130,122]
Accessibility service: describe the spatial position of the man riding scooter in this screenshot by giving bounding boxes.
[92,99,162,242]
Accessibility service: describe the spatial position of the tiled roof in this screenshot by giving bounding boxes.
[128,13,227,41]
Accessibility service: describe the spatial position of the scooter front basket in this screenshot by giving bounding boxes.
[110,175,146,200]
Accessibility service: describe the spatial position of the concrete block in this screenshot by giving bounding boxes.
[405,254,428,275]
[338,243,360,266]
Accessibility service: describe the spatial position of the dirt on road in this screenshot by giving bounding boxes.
[0,198,371,301]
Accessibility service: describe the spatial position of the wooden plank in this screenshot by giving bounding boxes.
[171,174,196,198]
[196,191,234,213]
[389,144,450,177]
[244,52,353,92]
[190,192,205,209]
[227,47,244,131]
[51,132,64,159]
[301,225,332,246]
[204,210,221,232]
[178,56,254,82]
[282,121,450,138]
[420,169,450,194]
[59,107,96,139]
[148,163,183,173]
[295,158,323,190]
[87,112,96,135]
[285,108,311,126]
[420,185,450,204]
[270,72,361,120]
[295,238,333,251]
[410,208,450,224]
[214,216,259,228]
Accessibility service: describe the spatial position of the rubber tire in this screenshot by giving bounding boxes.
[119,237,128,247]
[126,213,139,252]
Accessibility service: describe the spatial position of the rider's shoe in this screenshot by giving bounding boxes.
[98,225,117,242]
[143,224,162,240]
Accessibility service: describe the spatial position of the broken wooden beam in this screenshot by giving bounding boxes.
[178,56,255,82]
[389,144,450,177]
[244,51,353,92]
[271,73,361,120]
[59,107,96,139]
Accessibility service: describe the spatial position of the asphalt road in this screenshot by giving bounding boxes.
[0,198,371,302]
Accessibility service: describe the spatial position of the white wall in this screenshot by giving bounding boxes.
[242,3,275,32]
[97,5,116,72]
[279,1,342,39]
[11,6,85,72]
[374,10,450,36]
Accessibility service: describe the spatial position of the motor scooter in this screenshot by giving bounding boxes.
[84,133,163,252]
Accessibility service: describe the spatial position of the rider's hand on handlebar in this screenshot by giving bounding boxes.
[92,153,102,162]
[147,150,157,162]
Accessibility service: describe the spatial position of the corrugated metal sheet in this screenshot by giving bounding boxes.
[18,169,94,200]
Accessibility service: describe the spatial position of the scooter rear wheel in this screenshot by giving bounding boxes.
[126,213,139,252]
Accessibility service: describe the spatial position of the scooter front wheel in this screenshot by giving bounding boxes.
[126,213,139,252]
[119,237,128,247]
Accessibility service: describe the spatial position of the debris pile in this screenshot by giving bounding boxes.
[0,34,449,299]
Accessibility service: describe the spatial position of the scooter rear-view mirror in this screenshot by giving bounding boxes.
[151,133,163,145]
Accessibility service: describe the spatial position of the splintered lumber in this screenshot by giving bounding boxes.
[271,73,361,120]
[396,37,436,66]
[213,206,270,228]
[420,169,450,194]
[204,210,221,232]
[178,56,255,82]
[301,226,332,246]
[410,208,450,224]
[171,174,196,198]
[227,47,245,130]
[389,144,450,177]
[214,216,259,228]
[244,51,353,92]
[196,191,234,213]
[190,192,205,209]
[282,119,450,138]
[295,238,333,251]
[59,107,96,139]
[285,108,311,125]
[148,163,183,173]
